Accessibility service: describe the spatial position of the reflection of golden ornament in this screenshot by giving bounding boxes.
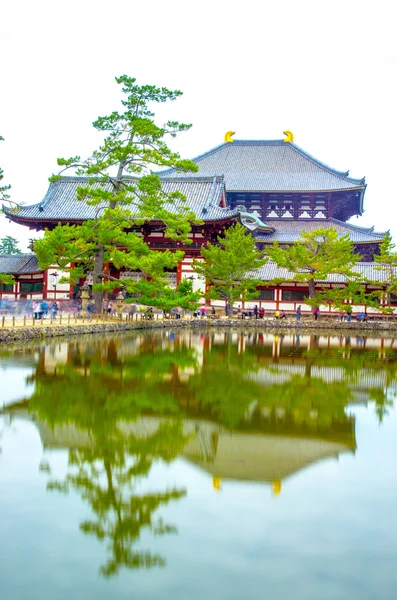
[272,479,282,495]
[283,130,294,143]
[213,476,222,491]
[224,130,235,143]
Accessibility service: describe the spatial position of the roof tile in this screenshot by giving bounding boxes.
[159,140,366,192]
[0,254,41,274]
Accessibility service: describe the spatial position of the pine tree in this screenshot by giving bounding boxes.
[0,136,14,285]
[0,135,11,201]
[193,223,267,315]
[266,227,361,308]
[374,231,397,308]
[34,76,198,311]
[0,235,22,254]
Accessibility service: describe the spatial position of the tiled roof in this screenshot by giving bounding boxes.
[0,254,41,274]
[255,219,385,243]
[3,176,240,224]
[159,140,366,192]
[254,261,393,283]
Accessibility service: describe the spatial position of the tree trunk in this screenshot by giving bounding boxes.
[93,244,105,313]
[308,279,316,299]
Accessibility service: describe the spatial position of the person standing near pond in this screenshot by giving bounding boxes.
[254,305,258,319]
[200,305,206,319]
[313,306,319,321]
[296,305,301,321]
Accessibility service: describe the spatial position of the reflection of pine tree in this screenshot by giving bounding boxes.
[370,388,395,425]
[48,421,188,577]
[24,337,196,577]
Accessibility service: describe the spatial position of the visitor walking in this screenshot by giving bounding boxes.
[296,305,301,321]
[254,305,258,319]
[313,306,319,321]
[200,305,206,319]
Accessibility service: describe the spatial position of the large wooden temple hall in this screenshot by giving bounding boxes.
[2,133,388,310]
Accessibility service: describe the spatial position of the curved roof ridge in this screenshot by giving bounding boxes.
[158,139,366,186]
[0,252,35,258]
[157,142,230,175]
[289,143,365,184]
[330,218,386,237]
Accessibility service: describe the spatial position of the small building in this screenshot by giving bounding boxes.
[0,254,70,301]
[0,254,43,300]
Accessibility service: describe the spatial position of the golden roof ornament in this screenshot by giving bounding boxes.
[272,479,282,495]
[213,476,222,491]
[283,130,294,143]
[224,130,235,143]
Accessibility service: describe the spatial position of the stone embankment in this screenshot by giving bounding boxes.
[2,317,397,344]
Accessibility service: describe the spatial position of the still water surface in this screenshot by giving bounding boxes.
[1,329,397,599]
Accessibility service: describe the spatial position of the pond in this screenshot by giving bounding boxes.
[1,329,397,600]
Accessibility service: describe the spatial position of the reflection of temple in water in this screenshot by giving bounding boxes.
[3,407,355,490]
[3,329,397,489]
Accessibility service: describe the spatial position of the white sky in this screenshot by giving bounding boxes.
[1,0,397,251]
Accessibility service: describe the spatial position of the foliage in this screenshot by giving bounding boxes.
[0,137,15,283]
[134,276,201,313]
[34,75,198,311]
[0,135,11,201]
[266,227,363,307]
[23,337,197,577]
[193,223,267,314]
[0,273,14,285]
[304,279,385,313]
[374,231,397,308]
[0,235,22,254]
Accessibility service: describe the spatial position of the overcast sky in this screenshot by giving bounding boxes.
[1,0,396,251]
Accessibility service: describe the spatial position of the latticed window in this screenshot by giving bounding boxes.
[166,272,177,288]
[120,271,142,281]
[0,283,13,292]
[19,281,43,293]
[282,290,307,301]
[254,289,275,301]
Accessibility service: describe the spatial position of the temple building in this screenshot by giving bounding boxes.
[0,254,44,298]
[2,133,388,310]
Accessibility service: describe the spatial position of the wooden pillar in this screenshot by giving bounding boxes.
[69,262,75,298]
[310,193,315,218]
[104,262,109,281]
[276,287,281,309]
[327,193,332,219]
[42,269,48,300]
